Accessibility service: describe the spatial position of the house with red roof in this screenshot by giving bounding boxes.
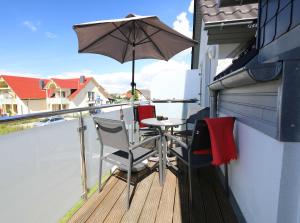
[0,75,49,115]
[0,75,110,115]
[44,76,110,111]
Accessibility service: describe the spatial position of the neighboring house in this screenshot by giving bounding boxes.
[0,75,48,115]
[121,89,151,101]
[45,76,110,111]
[0,75,111,115]
[192,0,300,222]
[138,89,151,100]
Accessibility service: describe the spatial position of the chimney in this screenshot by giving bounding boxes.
[39,80,45,89]
[80,75,85,84]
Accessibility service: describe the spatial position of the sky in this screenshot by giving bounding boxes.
[0,0,194,93]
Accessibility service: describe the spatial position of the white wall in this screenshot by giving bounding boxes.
[197,21,219,107]
[276,142,300,223]
[16,98,47,115]
[69,80,108,109]
[229,121,284,223]
[150,69,202,119]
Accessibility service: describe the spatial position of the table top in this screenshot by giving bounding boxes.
[141,118,185,127]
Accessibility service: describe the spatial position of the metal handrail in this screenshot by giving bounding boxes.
[151,99,199,103]
[0,103,130,123]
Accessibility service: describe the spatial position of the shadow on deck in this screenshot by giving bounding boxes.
[69,163,238,223]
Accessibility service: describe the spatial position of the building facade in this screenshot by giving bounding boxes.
[0,75,110,115]
[192,0,300,222]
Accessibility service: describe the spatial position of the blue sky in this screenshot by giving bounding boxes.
[0,0,194,92]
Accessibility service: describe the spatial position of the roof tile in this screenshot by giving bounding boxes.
[198,0,258,24]
[1,75,49,99]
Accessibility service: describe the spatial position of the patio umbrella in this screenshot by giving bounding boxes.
[73,14,197,95]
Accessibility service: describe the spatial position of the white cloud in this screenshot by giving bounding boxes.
[45,32,57,39]
[188,0,194,14]
[93,60,189,94]
[172,12,192,38]
[22,21,38,32]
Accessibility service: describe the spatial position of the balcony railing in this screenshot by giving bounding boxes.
[46,97,70,104]
[0,98,17,104]
[0,94,17,104]
[0,103,133,223]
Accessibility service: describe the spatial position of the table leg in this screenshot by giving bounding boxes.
[163,134,167,184]
[158,134,163,186]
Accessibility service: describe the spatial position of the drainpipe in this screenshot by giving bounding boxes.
[209,89,218,118]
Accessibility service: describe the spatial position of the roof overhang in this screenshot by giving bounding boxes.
[205,19,257,45]
[219,0,258,7]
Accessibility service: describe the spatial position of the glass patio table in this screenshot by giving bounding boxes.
[141,118,186,185]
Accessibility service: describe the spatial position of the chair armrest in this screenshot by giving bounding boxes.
[130,135,161,150]
[164,133,188,149]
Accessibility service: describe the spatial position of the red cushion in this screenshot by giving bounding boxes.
[204,117,237,166]
[137,105,156,128]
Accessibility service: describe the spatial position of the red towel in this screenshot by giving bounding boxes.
[204,117,237,166]
[137,105,156,128]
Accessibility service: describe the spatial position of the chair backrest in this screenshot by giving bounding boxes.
[187,107,210,124]
[190,119,211,154]
[136,105,156,128]
[93,117,129,152]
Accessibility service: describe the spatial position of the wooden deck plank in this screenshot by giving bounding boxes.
[197,167,224,223]
[103,183,134,223]
[69,176,119,223]
[138,172,163,223]
[209,168,238,223]
[120,171,155,223]
[155,171,177,223]
[86,178,127,223]
[176,168,191,223]
[69,166,238,223]
[172,178,182,223]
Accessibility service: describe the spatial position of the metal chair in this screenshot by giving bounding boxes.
[135,105,159,139]
[174,107,210,144]
[165,119,212,211]
[93,117,160,209]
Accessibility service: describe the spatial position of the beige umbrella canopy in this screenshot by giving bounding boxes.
[73,14,197,94]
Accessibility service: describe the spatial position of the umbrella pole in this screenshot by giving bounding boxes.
[131,46,135,95]
[130,46,136,144]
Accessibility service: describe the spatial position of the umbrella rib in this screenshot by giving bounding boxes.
[136,29,161,45]
[78,20,131,53]
[109,33,129,44]
[121,31,132,63]
[112,23,132,44]
[137,22,168,60]
[135,40,152,45]
[139,20,197,43]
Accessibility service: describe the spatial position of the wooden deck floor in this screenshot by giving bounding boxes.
[69,164,238,223]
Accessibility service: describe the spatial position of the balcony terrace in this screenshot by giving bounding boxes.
[0,102,238,223]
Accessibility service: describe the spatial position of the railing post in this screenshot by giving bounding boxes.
[120,105,124,120]
[78,112,88,200]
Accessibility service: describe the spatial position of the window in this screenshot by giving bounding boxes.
[61,91,66,98]
[88,91,95,101]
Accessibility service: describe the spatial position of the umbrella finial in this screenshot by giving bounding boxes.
[126,14,136,18]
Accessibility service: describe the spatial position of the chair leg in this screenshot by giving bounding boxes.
[158,136,163,186]
[225,164,229,197]
[188,165,193,222]
[98,158,103,193]
[126,165,132,210]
